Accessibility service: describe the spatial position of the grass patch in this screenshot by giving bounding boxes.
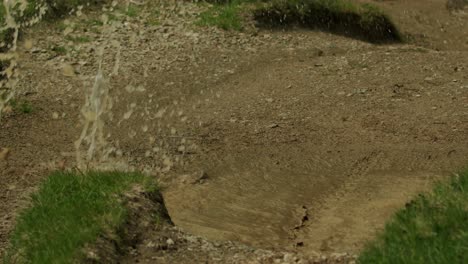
[65,35,92,43]
[253,0,402,43]
[197,0,249,31]
[3,170,158,264]
[359,171,468,264]
[124,4,140,18]
[9,99,33,114]
[51,45,67,55]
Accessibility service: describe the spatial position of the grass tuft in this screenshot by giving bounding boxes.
[253,0,402,43]
[197,0,248,31]
[3,170,158,264]
[359,170,468,264]
[65,35,92,43]
[8,99,33,114]
[124,4,140,18]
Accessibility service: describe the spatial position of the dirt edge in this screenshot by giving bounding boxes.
[82,185,172,263]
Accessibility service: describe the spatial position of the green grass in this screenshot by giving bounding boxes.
[65,35,92,43]
[52,45,67,55]
[3,170,158,264]
[253,0,402,43]
[8,99,33,114]
[197,0,248,31]
[125,4,140,18]
[359,171,468,264]
[196,0,400,42]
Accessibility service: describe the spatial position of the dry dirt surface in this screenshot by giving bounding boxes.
[1,0,468,263]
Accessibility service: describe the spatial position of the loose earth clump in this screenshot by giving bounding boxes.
[253,0,402,43]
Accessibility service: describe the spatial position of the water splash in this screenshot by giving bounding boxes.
[74,2,123,170]
[0,0,46,120]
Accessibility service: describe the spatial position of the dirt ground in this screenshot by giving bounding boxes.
[0,0,467,262]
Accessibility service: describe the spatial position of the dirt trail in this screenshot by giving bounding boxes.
[163,42,468,255]
[1,0,468,262]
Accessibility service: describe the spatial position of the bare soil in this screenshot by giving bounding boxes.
[1,0,467,263]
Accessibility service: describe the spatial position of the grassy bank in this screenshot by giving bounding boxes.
[359,170,468,264]
[197,0,252,31]
[197,0,401,43]
[253,0,401,43]
[3,171,158,264]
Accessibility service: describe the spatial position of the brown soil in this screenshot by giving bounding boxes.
[1,0,468,262]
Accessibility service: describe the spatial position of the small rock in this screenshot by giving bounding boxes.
[146,241,156,248]
[85,250,99,261]
[24,39,34,50]
[62,64,75,77]
[283,253,293,262]
[2,105,13,114]
[196,171,209,184]
[268,123,279,129]
[31,47,43,54]
[0,148,10,161]
[166,238,175,245]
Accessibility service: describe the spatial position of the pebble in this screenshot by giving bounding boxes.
[0,148,10,161]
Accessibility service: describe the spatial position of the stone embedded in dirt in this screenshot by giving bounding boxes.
[2,106,13,114]
[196,171,209,184]
[62,64,76,77]
[166,238,175,245]
[268,123,279,129]
[0,148,10,161]
[24,40,34,50]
